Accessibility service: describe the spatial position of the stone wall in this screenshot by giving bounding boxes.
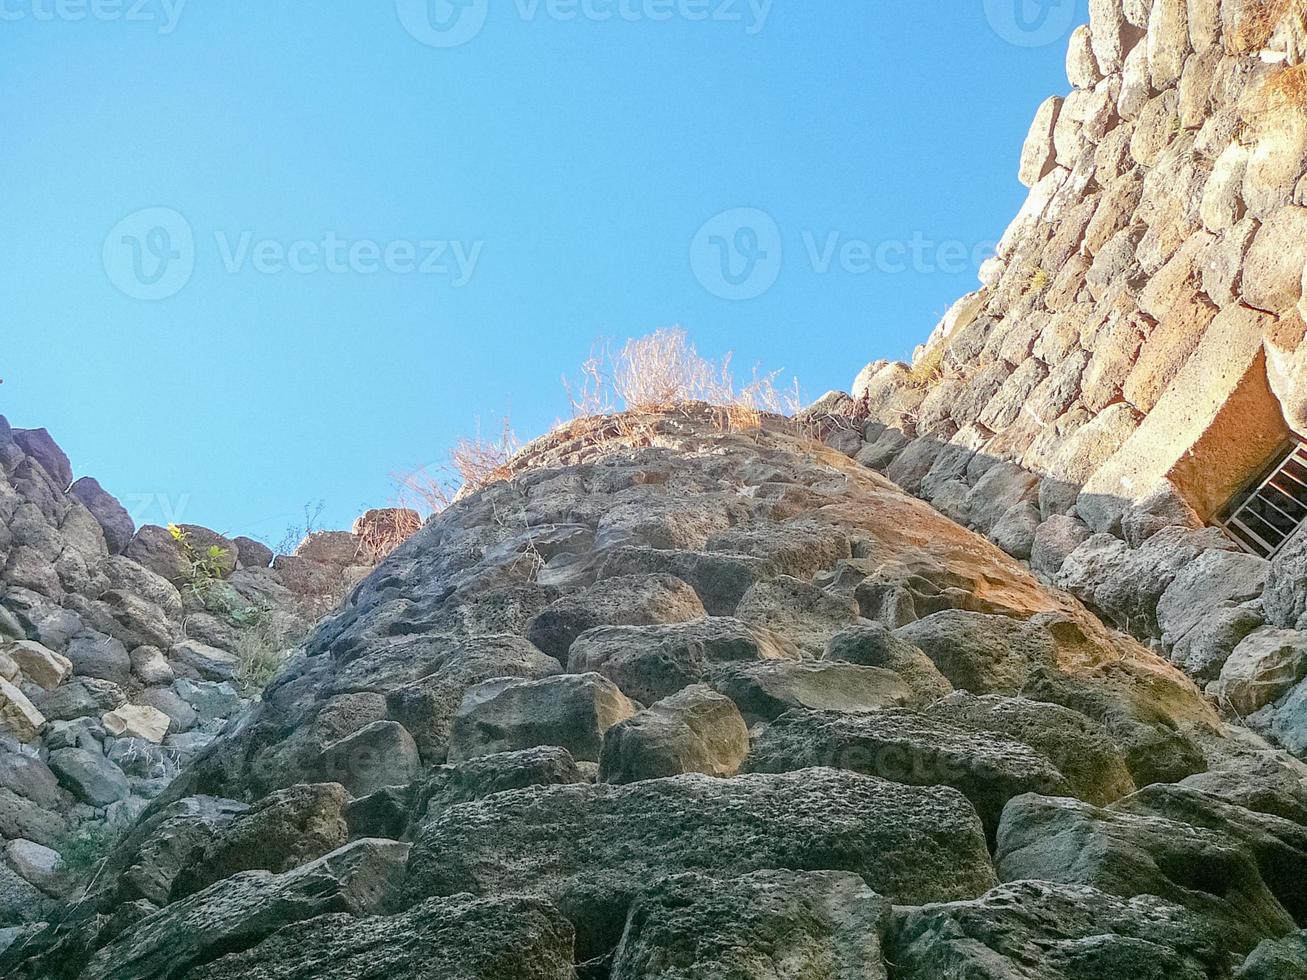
[818,0,1307,765]
[0,414,418,922]
[853,0,1307,523]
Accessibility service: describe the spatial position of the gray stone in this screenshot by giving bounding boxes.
[449,672,637,763]
[132,686,197,734]
[11,429,71,489]
[1031,514,1093,578]
[925,691,1136,806]
[1266,533,1307,631]
[48,747,129,806]
[173,783,353,899]
[1172,606,1265,682]
[888,880,1227,980]
[1214,627,1307,716]
[35,676,125,722]
[316,720,420,798]
[997,793,1294,954]
[1237,932,1307,979]
[1157,550,1270,648]
[525,574,706,662]
[822,622,952,705]
[169,639,239,682]
[611,870,888,980]
[599,685,748,784]
[734,575,858,656]
[405,769,995,960]
[2,639,71,690]
[69,478,135,555]
[566,617,796,706]
[183,893,576,980]
[65,630,131,685]
[129,646,174,687]
[708,660,914,724]
[81,838,411,980]
[746,707,1069,843]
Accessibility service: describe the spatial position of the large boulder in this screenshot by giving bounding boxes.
[69,478,135,556]
[745,708,1070,843]
[734,575,859,656]
[448,672,637,763]
[888,880,1229,980]
[180,894,576,980]
[611,870,888,980]
[566,617,796,705]
[525,574,706,662]
[0,680,44,742]
[404,768,996,959]
[1213,627,1307,715]
[707,661,914,724]
[3,639,71,690]
[172,783,353,898]
[822,622,952,704]
[78,839,411,980]
[1237,932,1307,979]
[316,720,420,798]
[64,630,131,685]
[924,692,1136,805]
[11,429,72,489]
[403,746,585,834]
[47,748,129,806]
[1112,782,1307,922]
[598,685,749,784]
[894,610,1052,695]
[381,635,563,761]
[997,794,1295,953]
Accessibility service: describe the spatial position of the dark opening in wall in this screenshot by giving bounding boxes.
[1217,440,1307,558]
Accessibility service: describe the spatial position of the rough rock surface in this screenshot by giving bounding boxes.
[6,404,1269,976]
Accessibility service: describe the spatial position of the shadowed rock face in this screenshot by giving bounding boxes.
[12,405,1298,980]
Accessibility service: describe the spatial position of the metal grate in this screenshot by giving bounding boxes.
[1218,441,1307,558]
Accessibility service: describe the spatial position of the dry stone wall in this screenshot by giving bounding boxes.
[0,414,415,925]
[822,0,1307,756]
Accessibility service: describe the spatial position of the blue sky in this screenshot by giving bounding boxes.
[1,0,1087,544]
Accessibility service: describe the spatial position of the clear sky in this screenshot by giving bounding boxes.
[1,0,1088,545]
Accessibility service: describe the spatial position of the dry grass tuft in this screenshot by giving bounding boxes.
[564,327,801,423]
[1262,62,1307,114]
[395,329,801,515]
[394,417,520,515]
[353,508,424,563]
[906,343,948,386]
[1227,0,1295,53]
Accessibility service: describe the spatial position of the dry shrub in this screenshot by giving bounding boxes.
[353,508,423,563]
[1223,0,1307,53]
[394,417,520,515]
[1262,62,1307,114]
[906,343,948,386]
[1227,0,1295,53]
[563,327,801,425]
